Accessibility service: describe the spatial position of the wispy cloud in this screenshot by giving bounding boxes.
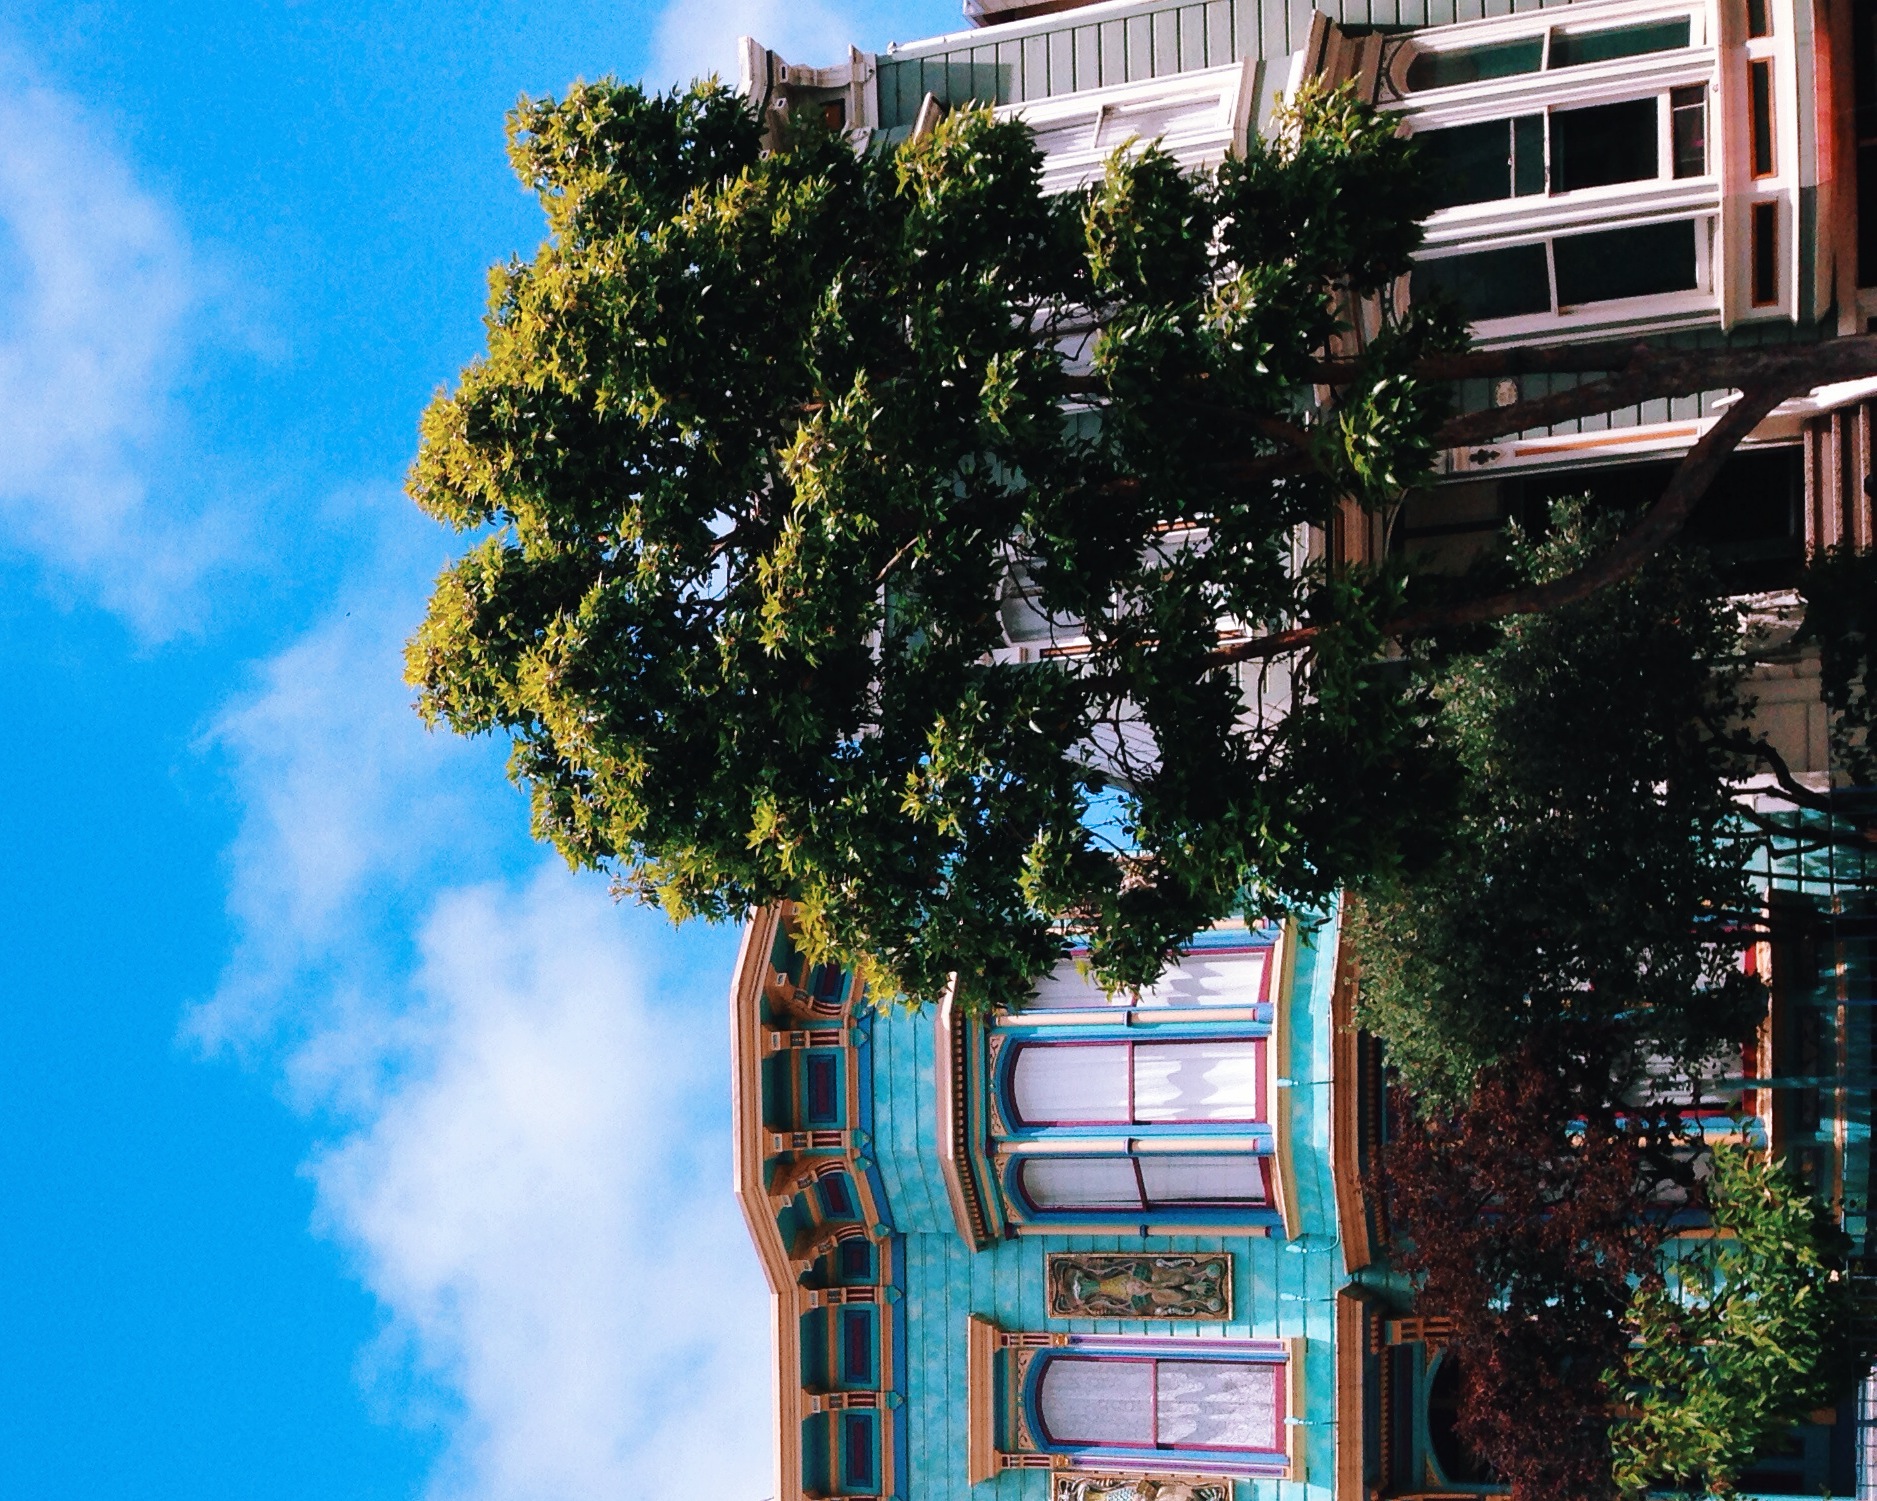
[0,54,241,633]
[648,0,859,89]
[198,503,774,1499]
[313,871,773,1501]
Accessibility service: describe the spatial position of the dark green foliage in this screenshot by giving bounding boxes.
[1352,504,1763,1099]
[1798,544,1877,786]
[407,78,1455,1008]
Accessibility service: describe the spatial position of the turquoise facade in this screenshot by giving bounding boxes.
[734,904,1350,1501]
[875,917,1342,1499]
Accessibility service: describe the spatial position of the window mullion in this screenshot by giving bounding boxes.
[1148,1358,1161,1449]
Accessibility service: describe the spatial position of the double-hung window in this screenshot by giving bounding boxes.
[1036,1354,1284,1453]
[1383,3,1751,339]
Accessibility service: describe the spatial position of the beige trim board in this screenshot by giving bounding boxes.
[968,1315,1000,1484]
[1270,919,1303,1240]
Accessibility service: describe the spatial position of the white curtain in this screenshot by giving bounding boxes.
[1038,1358,1155,1444]
[1012,1043,1130,1123]
[1021,1156,1141,1209]
[1027,950,1267,1010]
[1137,950,1269,1008]
[1138,1153,1266,1205]
[1027,958,1122,1009]
[1154,1360,1281,1450]
[1132,1042,1263,1121]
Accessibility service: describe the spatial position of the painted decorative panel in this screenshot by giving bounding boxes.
[1045,1252,1233,1320]
[1052,1474,1233,1501]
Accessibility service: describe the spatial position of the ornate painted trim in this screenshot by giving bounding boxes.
[968,1315,999,1485]
[1268,919,1302,1240]
[1051,1474,1235,1501]
[935,984,996,1251]
[1044,1252,1233,1321]
[1327,910,1377,1273]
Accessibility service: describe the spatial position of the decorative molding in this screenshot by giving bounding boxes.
[1328,916,1375,1274]
[934,984,996,1251]
[1269,920,1302,1240]
[968,1316,999,1485]
[1044,1252,1232,1321]
[1336,1289,1375,1501]
[1051,1475,1234,1501]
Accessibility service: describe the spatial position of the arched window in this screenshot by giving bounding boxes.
[1008,1040,1265,1126]
[1017,1153,1268,1212]
[1035,1354,1283,1453]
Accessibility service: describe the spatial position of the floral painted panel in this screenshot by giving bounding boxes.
[1044,1252,1232,1320]
[1052,1474,1233,1501]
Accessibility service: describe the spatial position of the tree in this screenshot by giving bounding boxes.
[1379,1045,1678,1501]
[1612,1141,1873,1499]
[1349,503,1764,1102]
[406,76,1877,1010]
[1383,1063,1871,1501]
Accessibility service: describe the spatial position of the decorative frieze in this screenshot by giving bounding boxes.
[1051,1473,1234,1501]
[1045,1252,1233,1321]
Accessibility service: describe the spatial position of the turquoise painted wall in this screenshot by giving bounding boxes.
[866,910,1344,1501]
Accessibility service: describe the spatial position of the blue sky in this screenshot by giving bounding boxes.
[0,2,957,1497]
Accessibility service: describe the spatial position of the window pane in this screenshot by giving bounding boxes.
[1548,18,1690,68]
[1139,949,1267,1007]
[1039,1358,1156,1444]
[1011,1043,1131,1123]
[1155,1361,1282,1450]
[1419,120,1513,209]
[1749,60,1775,176]
[1021,1156,1143,1209]
[1671,86,1707,177]
[1751,201,1778,305]
[1413,244,1551,322]
[819,1173,854,1218]
[1139,1153,1268,1204]
[1553,220,1698,306]
[1406,37,1542,91]
[1027,956,1121,1009]
[1133,1042,1263,1121]
[1513,114,1546,195]
[1551,98,1658,192]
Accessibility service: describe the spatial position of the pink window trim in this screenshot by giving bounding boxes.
[1034,1353,1288,1454]
[1008,1038,1268,1127]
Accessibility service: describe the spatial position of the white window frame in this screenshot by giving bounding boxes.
[1391,0,1724,344]
[1387,0,1813,341]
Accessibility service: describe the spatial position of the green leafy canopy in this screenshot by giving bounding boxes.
[405,76,1457,1009]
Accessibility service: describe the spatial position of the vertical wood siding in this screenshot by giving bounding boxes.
[876,0,1605,128]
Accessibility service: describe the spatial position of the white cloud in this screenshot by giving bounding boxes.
[199,511,775,1499]
[314,872,773,1501]
[648,0,858,89]
[0,55,239,632]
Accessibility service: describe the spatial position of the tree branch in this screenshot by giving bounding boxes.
[1208,381,1798,667]
[1728,733,1847,818]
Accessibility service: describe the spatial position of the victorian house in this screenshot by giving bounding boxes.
[727,2,1877,1498]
